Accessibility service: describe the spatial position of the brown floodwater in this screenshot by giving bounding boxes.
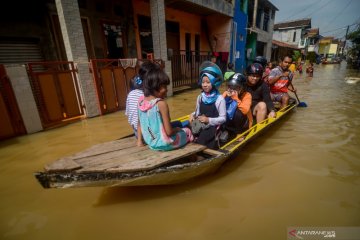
[1,62,359,239]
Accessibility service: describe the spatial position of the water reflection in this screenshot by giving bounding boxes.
[0,62,360,240]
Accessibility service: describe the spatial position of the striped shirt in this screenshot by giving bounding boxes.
[125,89,144,130]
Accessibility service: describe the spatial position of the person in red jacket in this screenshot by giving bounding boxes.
[268,55,296,109]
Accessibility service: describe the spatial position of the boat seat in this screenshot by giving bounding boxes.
[45,138,207,173]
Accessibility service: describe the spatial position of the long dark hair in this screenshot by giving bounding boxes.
[143,64,170,97]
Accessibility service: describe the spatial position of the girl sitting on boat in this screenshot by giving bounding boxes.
[189,61,226,149]
[125,61,156,138]
[222,73,253,138]
[137,63,193,151]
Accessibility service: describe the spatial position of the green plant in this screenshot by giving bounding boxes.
[306,52,316,63]
[292,50,302,62]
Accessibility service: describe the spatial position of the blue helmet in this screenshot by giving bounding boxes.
[198,61,223,89]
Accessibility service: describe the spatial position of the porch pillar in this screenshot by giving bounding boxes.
[6,65,43,134]
[150,0,173,96]
[55,0,100,117]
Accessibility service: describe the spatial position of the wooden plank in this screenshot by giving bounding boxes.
[44,138,137,172]
[70,137,137,159]
[45,157,81,172]
[75,145,150,167]
[203,148,224,156]
[77,143,206,173]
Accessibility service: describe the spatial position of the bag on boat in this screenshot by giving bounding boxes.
[218,130,229,143]
[225,97,238,120]
[190,118,209,135]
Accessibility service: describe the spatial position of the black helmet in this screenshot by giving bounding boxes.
[198,61,223,89]
[246,63,264,76]
[227,73,247,89]
[253,56,267,68]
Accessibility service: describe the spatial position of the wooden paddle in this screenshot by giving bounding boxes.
[289,82,307,107]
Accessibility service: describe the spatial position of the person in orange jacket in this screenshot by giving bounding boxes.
[222,73,253,136]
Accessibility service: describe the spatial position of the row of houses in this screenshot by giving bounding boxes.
[0,0,281,140]
[272,18,345,62]
[0,0,344,140]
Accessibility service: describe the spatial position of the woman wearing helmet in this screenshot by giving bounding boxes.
[246,63,276,123]
[222,73,253,135]
[189,61,226,149]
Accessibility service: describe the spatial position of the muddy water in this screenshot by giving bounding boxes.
[0,63,359,239]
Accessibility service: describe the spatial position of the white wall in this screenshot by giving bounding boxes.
[273,28,302,45]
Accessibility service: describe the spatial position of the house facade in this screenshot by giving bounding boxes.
[0,0,234,140]
[273,18,312,58]
[245,0,278,65]
[306,28,321,54]
[318,37,340,58]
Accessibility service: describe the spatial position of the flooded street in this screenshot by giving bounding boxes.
[1,62,360,239]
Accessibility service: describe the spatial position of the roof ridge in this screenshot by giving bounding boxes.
[275,18,311,25]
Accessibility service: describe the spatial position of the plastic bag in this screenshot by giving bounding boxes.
[225,97,238,120]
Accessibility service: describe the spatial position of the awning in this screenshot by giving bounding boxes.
[272,40,299,50]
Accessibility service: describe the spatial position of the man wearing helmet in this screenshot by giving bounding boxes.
[254,56,271,84]
[268,55,296,109]
[222,73,253,135]
[245,63,276,123]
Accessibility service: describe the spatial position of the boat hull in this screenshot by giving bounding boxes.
[34,103,296,188]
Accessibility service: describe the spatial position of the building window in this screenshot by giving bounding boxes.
[256,8,262,28]
[185,33,191,63]
[293,32,297,42]
[195,34,200,62]
[263,10,269,32]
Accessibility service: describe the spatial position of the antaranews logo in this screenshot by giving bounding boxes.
[288,227,337,239]
[288,229,303,239]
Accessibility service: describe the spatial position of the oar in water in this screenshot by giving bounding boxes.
[290,82,307,107]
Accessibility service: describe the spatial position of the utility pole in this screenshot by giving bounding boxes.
[342,25,350,56]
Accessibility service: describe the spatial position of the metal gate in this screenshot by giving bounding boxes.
[0,64,27,140]
[170,50,212,89]
[27,61,84,128]
[90,59,136,114]
[90,59,164,115]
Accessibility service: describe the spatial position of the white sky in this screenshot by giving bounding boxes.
[269,0,360,39]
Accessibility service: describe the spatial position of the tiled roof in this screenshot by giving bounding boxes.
[272,40,299,49]
[306,28,319,37]
[274,18,311,30]
[319,36,335,44]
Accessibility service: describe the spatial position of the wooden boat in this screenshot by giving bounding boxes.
[34,103,296,189]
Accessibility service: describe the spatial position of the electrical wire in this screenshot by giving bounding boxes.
[321,23,358,35]
[304,0,336,19]
[279,0,325,22]
[322,0,353,31]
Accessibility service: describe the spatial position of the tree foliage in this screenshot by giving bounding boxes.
[292,50,302,62]
[346,25,360,65]
[306,52,316,63]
